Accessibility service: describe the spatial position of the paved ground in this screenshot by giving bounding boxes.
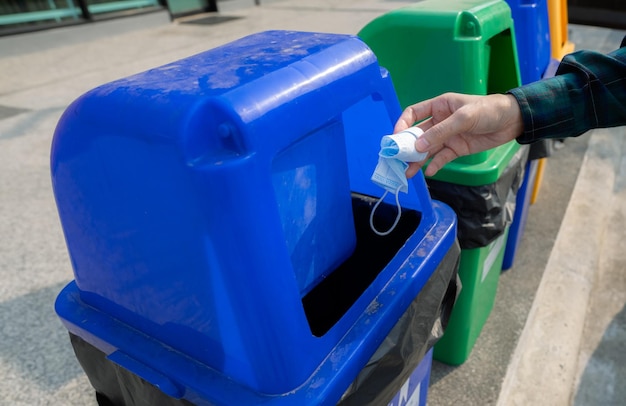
[0,1,624,405]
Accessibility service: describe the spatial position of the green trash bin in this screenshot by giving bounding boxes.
[424,145,527,364]
[359,0,524,365]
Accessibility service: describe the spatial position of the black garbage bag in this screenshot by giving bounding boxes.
[427,145,529,249]
[528,139,554,160]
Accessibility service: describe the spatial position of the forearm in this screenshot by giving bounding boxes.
[509,43,626,144]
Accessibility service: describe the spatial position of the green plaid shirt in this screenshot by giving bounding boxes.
[510,36,626,144]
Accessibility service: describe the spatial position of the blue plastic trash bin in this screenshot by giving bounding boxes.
[52,30,459,405]
[501,0,551,269]
[504,0,551,84]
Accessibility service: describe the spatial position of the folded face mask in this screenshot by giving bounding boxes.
[370,127,428,236]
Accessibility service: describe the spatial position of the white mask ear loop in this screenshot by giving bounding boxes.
[369,184,403,236]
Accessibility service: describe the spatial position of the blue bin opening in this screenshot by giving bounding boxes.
[304,193,421,337]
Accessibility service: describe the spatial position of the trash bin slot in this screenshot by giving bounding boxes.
[107,350,183,399]
[302,193,420,337]
[69,333,195,406]
[487,28,520,94]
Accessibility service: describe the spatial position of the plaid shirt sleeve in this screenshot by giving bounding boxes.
[509,36,626,144]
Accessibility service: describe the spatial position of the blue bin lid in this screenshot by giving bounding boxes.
[52,30,450,402]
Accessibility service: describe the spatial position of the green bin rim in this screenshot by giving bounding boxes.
[424,140,520,186]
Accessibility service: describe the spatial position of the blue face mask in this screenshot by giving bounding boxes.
[370,127,428,236]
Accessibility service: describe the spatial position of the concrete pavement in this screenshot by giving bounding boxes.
[0,1,624,405]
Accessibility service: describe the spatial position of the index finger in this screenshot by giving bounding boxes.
[394,99,436,133]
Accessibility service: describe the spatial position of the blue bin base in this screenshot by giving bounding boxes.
[69,321,439,406]
[63,193,461,406]
[68,247,457,406]
[387,349,433,406]
[502,159,538,270]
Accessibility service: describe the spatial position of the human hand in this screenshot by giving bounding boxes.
[394,92,524,177]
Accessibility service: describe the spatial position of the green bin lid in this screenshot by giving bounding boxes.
[358,0,520,106]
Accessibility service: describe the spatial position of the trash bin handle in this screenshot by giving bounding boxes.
[107,350,183,399]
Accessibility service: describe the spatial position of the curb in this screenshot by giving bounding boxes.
[496,128,621,405]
